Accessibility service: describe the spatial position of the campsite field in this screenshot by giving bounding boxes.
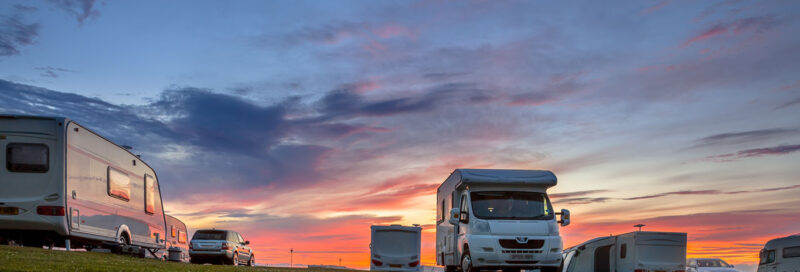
[0,245,348,272]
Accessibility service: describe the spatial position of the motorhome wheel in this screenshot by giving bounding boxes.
[461,250,475,272]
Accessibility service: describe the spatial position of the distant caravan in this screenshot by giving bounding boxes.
[758,234,800,272]
[0,115,167,254]
[164,215,190,262]
[370,225,422,272]
[436,169,571,272]
[561,231,687,272]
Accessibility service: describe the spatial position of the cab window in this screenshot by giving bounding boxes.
[6,143,49,173]
[760,250,776,264]
[108,167,130,201]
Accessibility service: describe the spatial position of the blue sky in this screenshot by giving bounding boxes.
[2,0,800,269]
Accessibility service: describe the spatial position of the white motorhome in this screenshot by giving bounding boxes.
[435,169,570,272]
[0,115,166,254]
[562,231,687,272]
[758,234,800,272]
[370,225,422,272]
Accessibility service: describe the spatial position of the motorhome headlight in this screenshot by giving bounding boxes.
[472,219,491,234]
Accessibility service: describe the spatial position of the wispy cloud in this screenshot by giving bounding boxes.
[47,0,102,24]
[707,144,800,161]
[683,15,780,47]
[0,5,40,56]
[692,128,798,148]
[35,66,74,78]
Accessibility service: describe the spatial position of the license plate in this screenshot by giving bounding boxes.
[510,254,534,260]
[389,264,402,268]
[0,207,19,215]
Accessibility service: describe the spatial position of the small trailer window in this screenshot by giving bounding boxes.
[6,143,49,173]
[171,225,176,237]
[178,231,187,244]
[145,175,156,214]
[785,246,800,258]
[108,167,130,201]
[620,244,627,259]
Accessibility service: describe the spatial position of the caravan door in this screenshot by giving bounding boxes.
[590,239,615,272]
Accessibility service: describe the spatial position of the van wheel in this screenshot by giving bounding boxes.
[248,255,255,266]
[461,250,475,272]
[445,266,458,272]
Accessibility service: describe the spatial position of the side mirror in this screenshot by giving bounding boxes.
[558,209,571,227]
[244,241,250,245]
[459,211,469,224]
[448,208,461,225]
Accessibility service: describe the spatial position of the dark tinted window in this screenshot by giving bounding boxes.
[470,191,554,220]
[785,246,800,258]
[620,244,627,259]
[6,143,49,173]
[760,250,776,264]
[192,231,226,240]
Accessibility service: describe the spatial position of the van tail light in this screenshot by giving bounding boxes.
[37,206,65,216]
[221,243,229,250]
[409,261,419,267]
[189,243,193,250]
[372,259,383,266]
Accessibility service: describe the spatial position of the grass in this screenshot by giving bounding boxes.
[0,245,351,272]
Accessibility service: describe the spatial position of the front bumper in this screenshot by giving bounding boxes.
[466,234,562,268]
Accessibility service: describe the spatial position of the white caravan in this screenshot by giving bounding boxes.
[0,115,166,254]
[435,169,570,272]
[758,234,800,272]
[371,225,422,272]
[562,231,687,272]
[165,214,190,262]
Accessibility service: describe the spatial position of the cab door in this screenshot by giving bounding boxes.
[456,192,470,261]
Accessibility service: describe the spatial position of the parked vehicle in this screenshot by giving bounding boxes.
[435,169,570,272]
[189,229,254,266]
[164,215,190,262]
[0,115,166,255]
[370,224,422,272]
[562,231,687,272]
[686,258,738,272]
[758,234,800,272]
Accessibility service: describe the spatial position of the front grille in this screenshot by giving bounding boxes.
[505,261,538,264]
[499,239,544,249]
[502,250,542,254]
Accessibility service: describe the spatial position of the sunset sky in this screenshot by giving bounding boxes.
[2,0,800,271]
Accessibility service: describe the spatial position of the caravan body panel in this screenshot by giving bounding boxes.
[0,115,166,250]
[562,231,687,272]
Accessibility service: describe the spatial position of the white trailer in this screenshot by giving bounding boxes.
[435,169,570,272]
[164,214,190,262]
[371,225,422,272]
[758,234,800,272]
[561,231,687,272]
[0,115,166,253]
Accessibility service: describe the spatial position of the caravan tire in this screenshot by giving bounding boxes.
[461,250,475,272]
[539,267,558,272]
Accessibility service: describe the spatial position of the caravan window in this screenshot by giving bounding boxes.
[6,143,49,173]
[145,175,156,214]
[620,244,627,259]
[178,231,187,244]
[108,167,130,201]
[785,246,800,258]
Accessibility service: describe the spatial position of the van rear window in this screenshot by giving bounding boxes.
[193,231,227,240]
[6,143,49,173]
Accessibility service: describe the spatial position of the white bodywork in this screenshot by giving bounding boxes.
[0,115,166,250]
[371,225,422,272]
[686,258,739,272]
[758,234,800,272]
[435,169,569,271]
[562,231,687,272]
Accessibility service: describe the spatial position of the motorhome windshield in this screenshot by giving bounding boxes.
[373,230,417,256]
[470,191,553,220]
[192,231,226,240]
